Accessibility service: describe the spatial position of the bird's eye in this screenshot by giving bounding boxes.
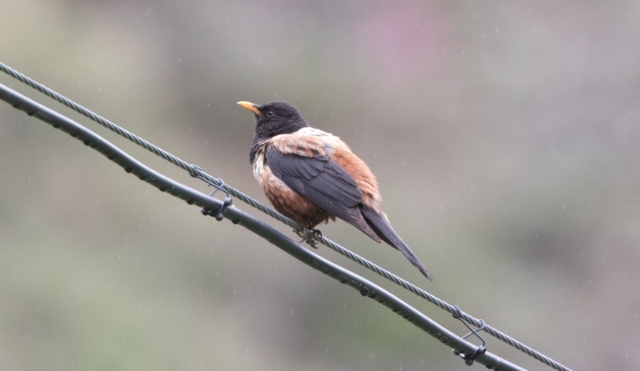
[266,111,275,117]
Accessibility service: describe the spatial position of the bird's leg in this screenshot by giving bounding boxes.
[295,228,322,248]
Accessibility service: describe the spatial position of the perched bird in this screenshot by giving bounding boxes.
[238,100,432,280]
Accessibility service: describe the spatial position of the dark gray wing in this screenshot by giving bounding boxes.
[266,145,369,229]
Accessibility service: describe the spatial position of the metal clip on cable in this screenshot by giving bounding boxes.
[452,305,487,366]
[190,165,232,221]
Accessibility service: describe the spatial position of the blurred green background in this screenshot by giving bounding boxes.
[1,1,639,370]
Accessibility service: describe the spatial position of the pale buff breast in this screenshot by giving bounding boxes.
[252,147,290,191]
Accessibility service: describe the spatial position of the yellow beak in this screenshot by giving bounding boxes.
[237,101,261,115]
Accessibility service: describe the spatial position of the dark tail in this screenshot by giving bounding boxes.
[360,206,433,281]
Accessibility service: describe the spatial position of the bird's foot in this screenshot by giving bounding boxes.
[296,229,322,248]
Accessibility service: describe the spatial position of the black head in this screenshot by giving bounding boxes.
[238,100,309,140]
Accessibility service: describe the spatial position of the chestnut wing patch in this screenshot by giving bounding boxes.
[266,145,365,226]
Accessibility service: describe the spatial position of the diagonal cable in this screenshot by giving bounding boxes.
[0,62,571,371]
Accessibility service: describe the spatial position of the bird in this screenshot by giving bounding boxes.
[238,100,432,280]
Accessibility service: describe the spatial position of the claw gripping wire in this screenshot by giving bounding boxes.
[452,305,487,366]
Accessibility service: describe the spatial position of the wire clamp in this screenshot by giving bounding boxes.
[188,164,203,178]
[190,165,232,221]
[452,305,487,366]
